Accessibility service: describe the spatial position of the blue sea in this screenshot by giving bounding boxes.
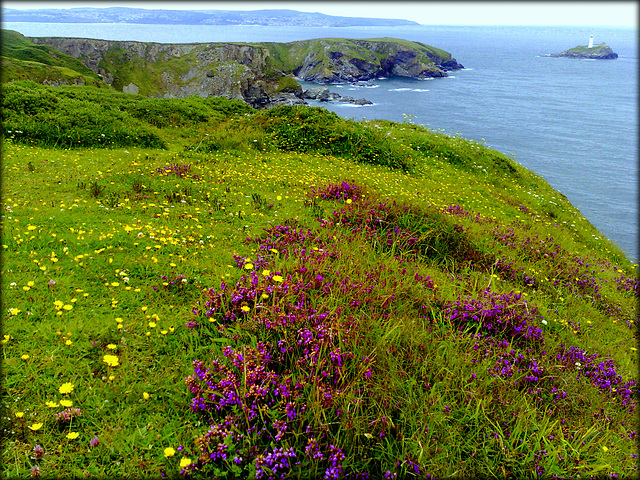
[4,22,637,262]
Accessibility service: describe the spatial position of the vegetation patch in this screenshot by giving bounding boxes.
[1,81,637,479]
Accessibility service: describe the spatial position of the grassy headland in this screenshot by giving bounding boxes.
[1,81,637,479]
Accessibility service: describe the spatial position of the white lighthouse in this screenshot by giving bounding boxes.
[588,35,594,48]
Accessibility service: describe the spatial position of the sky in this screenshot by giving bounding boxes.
[2,1,637,27]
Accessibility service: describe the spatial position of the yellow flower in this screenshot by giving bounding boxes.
[346,199,352,204]
[180,457,192,468]
[59,382,74,394]
[63,304,73,311]
[21,354,30,360]
[262,270,270,276]
[164,447,176,457]
[103,355,120,367]
[15,412,24,418]
[602,446,609,452]
[143,392,150,400]
[106,344,117,350]
[66,432,79,440]
[272,275,283,283]
[28,423,43,431]
[148,322,156,328]
[241,306,250,313]
[244,263,254,270]
[60,399,73,407]
[46,401,58,408]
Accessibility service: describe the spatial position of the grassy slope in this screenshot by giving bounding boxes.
[0,30,107,87]
[1,82,637,479]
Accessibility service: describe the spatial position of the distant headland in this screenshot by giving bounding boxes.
[1,7,419,27]
[549,35,618,60]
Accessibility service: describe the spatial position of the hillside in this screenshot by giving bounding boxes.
[0,30,109,88]
[1,81,637,479]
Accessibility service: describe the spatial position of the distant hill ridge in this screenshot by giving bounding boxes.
[2,7,420,27]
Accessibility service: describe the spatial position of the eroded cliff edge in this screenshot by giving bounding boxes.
[27,35,463,108]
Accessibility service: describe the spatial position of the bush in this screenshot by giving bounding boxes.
[258,105,417,171]
[1,81,166,149]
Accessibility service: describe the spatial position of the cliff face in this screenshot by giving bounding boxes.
[27,36,464,108]
[276,38,463,83]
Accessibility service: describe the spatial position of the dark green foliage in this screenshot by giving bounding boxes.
[258,105,417,170]
[1,81,166,149]
[0,82,256,150]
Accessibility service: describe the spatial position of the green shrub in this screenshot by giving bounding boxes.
[1,81,166,149]
[258,105,417,170]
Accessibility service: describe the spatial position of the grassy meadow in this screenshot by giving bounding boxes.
[1,81,638,479]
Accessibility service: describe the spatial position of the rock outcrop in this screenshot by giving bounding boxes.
[549,43,618,60]
[27,35,463,108]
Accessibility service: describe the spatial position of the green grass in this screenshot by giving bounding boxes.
[1,82,637,479]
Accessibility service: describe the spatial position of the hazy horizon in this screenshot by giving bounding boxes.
[2,1,637,27]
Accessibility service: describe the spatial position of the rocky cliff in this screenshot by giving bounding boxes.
[27,35,463,108]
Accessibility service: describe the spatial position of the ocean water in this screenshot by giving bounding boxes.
[4,22,637,262]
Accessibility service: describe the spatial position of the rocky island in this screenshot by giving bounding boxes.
[549,42,618,60]
[3,30,463,109]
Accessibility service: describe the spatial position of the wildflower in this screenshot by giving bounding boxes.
[143,392,150,400]
[90,435,100,447]
[28,423,43,431]
[241,306,250,313]
[103,355,120,367]
[106,344,117,350]
[602,446,609,452]
[244,263,254,270]
[21,354,30,360]
[30,466,41,478]
[180,458,192,468]
[59,399,73,407]
[262,269,271,276]
[164,447,176,457]
[32,444,45,459]
[66,432,80,440]
[45,401,58,408]
[9,308,21,316]
[59,382,74,394]
[273,275,284,283]
[15,411,24,418]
